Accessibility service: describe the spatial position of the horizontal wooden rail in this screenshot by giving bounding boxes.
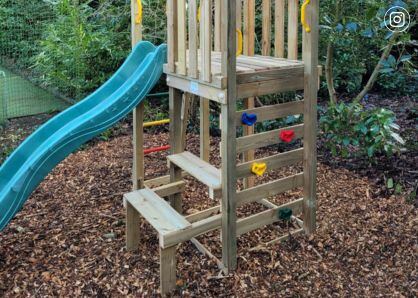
[236,124,304,153]
[236,173,304,206]
[236,148,303,178]
[236,101,304,126]
[237,198,303,236]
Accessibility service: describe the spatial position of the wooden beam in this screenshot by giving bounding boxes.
[274,0,285,58]
[302,0,319,235]
[236,100,304,126]
[236,65,304,84]
[288,0,298,60]
[236,173,304,206]
[237,77,304,98]
[160,246,177,295]
[236,124,304,153]
[188,0,198,78]
[262,0,271,56]
[200,98,210,162]
[236,148,303,178]
[243,0,255,56]
[185,205,220,223]
[220,0,238,272]
[200,0,212,82]
[126,200,140,251]
[169,87,184,212]
[237,198,303,235]
[177,0,187,75]
[152,181,185,198]
[167,0,178,72]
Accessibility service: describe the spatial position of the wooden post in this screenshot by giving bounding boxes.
[169,87,184,212]
[302,0,318,234]
[261,0,271,56]
[131,0,144,190]
[243,0,255,189]
[200,98,210,162]
[220,0,237,272]
[288,0,299,60]
[126,201,140,251]
[160,246,177,295]
[274,0,285,58]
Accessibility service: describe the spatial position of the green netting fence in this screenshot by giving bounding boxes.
[0,0,167,126]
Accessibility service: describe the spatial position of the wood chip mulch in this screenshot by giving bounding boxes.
[0,133,417,297]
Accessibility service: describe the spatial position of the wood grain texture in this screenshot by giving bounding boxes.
[274,0,285,58]
[288,0,298,60]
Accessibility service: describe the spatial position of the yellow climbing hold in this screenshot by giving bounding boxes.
[236,29,243,56]
[301,0,311,33]
[251,162,267,177]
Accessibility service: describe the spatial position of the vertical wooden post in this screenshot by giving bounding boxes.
[214,0,222,51]
[243,0,255,189]
[302,0,318,234]
[131,0,144,191]
[126,201,140,251]
[167,0,178,73]
[177,0,187,75]
[221,0,237,272]
[169,87,184,213]
[261,0,271,56]
[288,0,299,60]
[200,98,210,162]
[274,0,285,58]
[160,246,177,295]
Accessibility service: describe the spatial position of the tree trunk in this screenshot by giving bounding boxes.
[325,42,338,104]
[354,32,400,103]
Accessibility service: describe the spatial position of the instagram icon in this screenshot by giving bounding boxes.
[385,6,410,32]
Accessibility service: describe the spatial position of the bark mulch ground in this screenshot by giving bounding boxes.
[0,132,417,297]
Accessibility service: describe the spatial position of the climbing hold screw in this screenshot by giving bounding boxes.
[251,162,267,176]
[241,112,257,126]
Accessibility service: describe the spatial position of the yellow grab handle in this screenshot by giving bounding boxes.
[197,5,201,23]
[251,162,267,177]
[236,29,243,56]
[135,0,143,25]
[143,119,170,128]
[301,0,311,33]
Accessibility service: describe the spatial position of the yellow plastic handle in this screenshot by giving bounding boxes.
[301,0,311,33]
[135,0,143,25]
[251,162,267,177]
[236,29,243,56]
[197,5,201,23]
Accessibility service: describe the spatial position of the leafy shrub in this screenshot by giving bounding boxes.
[32,0,130,100]
[320,102,405,159]
[377,54,417,94]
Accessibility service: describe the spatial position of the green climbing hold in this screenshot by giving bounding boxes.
[278,208,293,221]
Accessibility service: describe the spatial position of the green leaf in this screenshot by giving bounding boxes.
[387,178,394,189]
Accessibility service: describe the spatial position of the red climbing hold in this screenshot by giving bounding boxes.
[279,130,295,143]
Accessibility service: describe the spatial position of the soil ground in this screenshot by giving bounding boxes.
[0,95,416,296]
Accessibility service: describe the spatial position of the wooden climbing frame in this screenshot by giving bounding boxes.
[127,0,319,295]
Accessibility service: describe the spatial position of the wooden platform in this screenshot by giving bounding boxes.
[164,51,305,101]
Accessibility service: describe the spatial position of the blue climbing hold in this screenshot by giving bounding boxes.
[241,112,257,126]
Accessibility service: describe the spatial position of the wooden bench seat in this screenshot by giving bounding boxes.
[167,151,221,198]
[125,188,191,236]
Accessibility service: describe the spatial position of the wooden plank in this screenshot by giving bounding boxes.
[236,100,304,125]
[131,0,144,191]
[262,0,271,56]
[126,200,140,251]
[302,0,319,235]
[188,0,198,78]
[181,93,191,148]
[221,0,238,272]
[237,198,303,235]
[166,75,226,103]
[249,227,304,251]
[274,0,285,58]
[214,0,222,51]
[167,151,221,189]
[243,0,255,56]
[185,205,220,223]
[151,181,185,198]
[236,124,304,153]
[236,173,304,206]
[167,0,178,72]
[169,87,183,212]
[237,65,303,84]
[161,214,222,248]
[200,0,212,82]
[191,238,224,269]
[125,190,191,234]
[160,246,176,295]
[236,148,304,178]
[237,76,304,98]
[288,0,298,60]
[144,172,187,188]
[200,98,210,162]
[177,0,187,75]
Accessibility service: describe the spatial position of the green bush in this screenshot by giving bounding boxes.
[320,102,405,159]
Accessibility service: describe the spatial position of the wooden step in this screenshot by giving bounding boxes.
[167,151,221,198]
[124,189,191,235]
